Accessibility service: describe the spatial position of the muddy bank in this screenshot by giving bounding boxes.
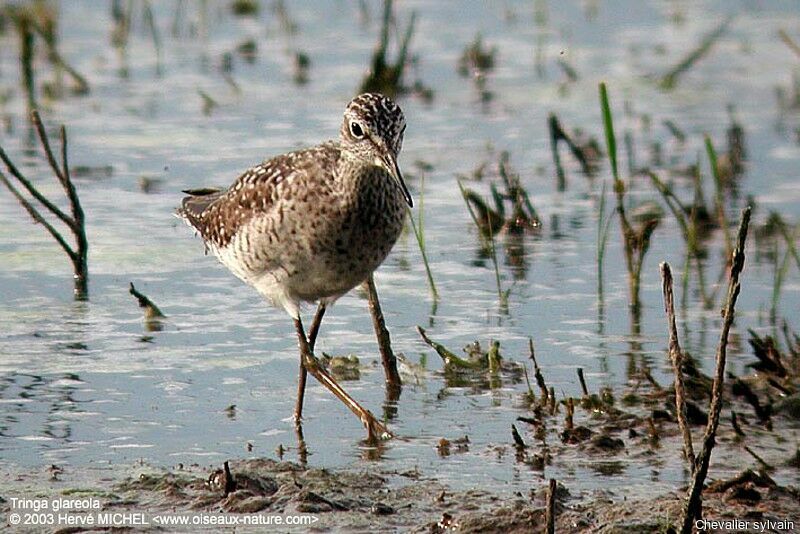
[1,450,798,533]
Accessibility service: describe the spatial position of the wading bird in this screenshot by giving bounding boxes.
[177,93,411,440]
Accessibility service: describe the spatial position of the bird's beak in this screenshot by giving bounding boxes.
[378,153,413,207]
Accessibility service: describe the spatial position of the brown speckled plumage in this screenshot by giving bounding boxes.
[177,93,410,318]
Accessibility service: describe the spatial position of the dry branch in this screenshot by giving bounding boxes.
[661,17,732,89]
[778,29,800,59]
[528,338,549,403]
[660,262,695,470]
[679,206,751,533]
[548,113,594,191]
[545,478,557,534]
[0,110,88,298]
[576,368,589,397]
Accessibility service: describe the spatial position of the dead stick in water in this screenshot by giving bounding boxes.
[511,424,527,450]
[564,398,574,431]
[743,445,773,472]
[679,206,750,534]
[29,18,90,94]
[660,17,732,89]
[730,411,745,437]
[222,461,236,497]
[528,338,549,402]
[549,114,567,191]
[660,262,695,471]
[548,113,593,191]
[546,478,557,534]
[576,368,589,397]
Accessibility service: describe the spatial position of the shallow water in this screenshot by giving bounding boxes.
[1,0,799,499]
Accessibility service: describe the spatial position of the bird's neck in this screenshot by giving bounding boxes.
[337,152,388,196]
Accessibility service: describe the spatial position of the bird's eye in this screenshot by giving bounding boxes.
[349,121,364,139]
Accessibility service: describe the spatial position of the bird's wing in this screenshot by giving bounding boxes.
[176,143,341,248]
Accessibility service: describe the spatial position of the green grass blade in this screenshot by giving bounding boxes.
[407,208,438,300]
[599,83,618,182]
[704,135,732,258]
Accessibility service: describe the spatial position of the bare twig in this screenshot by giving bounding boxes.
[29,18,90,94]
[0,172,75,257]
[548,113,594,190]
[743,445,774,472]
[660,262,695,470]
[14,10,37,111]
[680,206,751,533]
[528,338,549,402]
[0,141,72,228]
[546,478,557,534]
[511,424,527,450]
[576,368,589,397]
[661,17,733,89]
[0,111,88,298]
[222,461,236,497]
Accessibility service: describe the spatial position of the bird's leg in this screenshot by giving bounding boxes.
[294,303,327,424]
[293,316,392,442]
[294,422,308,467]
[363,275,403,394]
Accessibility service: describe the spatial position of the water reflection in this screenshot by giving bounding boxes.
[0,372,84,446]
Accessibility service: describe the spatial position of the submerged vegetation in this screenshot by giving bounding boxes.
[359,0,431,100]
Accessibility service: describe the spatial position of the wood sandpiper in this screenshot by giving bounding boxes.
[177,93,411,441]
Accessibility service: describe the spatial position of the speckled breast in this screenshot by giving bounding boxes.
[287,167,407,302]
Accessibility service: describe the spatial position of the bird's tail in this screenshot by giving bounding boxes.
[175,188,224,231]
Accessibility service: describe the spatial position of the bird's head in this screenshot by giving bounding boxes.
[340,93,412,207]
